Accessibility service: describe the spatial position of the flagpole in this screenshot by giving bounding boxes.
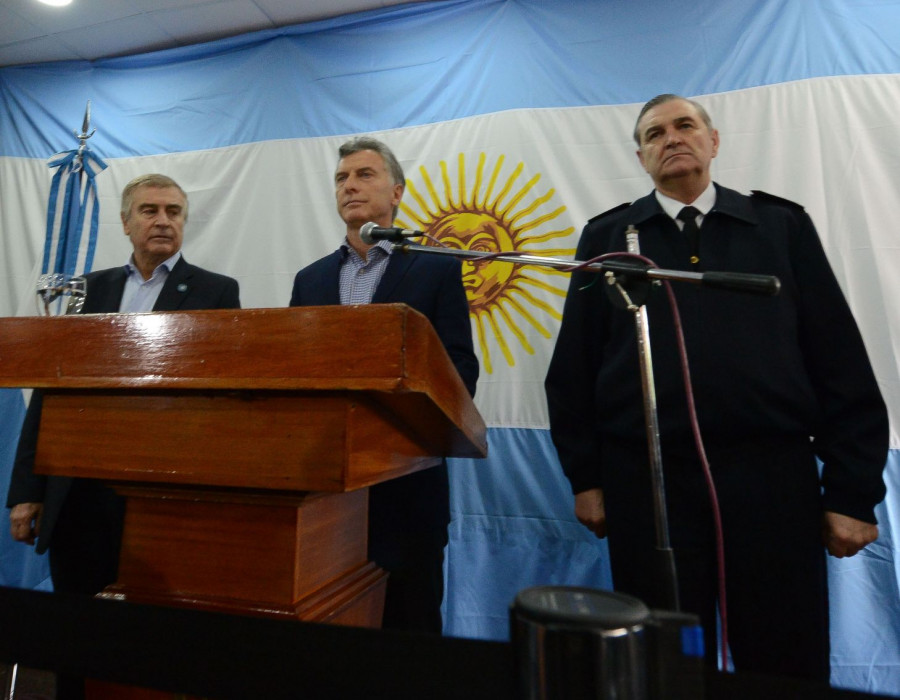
[73,100,96,173]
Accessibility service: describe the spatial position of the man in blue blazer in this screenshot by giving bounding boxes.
[7,174,241,599]
[290,137,478,633]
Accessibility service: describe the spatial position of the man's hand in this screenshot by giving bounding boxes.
[823,510,878,558]
[9,502,42,546]
[575,488,607,539]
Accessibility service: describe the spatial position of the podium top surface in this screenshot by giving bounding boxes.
[0,305,487,460]
[2,305,450,389]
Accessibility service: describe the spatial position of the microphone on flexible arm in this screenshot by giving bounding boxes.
[359,221,423,245]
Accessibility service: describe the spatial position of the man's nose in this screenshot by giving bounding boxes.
[664,127,682,146]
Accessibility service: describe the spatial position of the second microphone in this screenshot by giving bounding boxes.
[359,221,424,245]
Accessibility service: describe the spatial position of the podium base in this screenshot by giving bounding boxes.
[84,487,387,699]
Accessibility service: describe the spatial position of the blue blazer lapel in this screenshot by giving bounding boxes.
[153,257,192,311]
[320,252,343,304]
[83,268,127,313]
[372,253,416,303]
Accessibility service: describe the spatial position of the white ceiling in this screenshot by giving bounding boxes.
[0,0,427,67]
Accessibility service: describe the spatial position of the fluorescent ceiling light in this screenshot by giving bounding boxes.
[36,0,74,6]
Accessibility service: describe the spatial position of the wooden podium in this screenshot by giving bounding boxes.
[0,305,486,693]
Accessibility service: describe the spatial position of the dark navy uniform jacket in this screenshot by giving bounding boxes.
[545,184,887,524]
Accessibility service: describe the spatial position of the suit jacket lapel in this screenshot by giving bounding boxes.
[321,251,343,304]
[153,257,192,311]
[373,253,416,303]
[83,268,127,313]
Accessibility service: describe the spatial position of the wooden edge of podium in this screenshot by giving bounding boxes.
[98,561,388,627]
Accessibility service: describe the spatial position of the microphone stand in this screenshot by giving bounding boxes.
[394,238,780,613]
[393,242,779,296]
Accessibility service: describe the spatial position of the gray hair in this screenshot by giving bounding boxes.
[120,174,188,220]
[633,94,714,145]
[338,136,405,187]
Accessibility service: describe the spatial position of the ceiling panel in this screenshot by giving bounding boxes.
[50,16,178,61]
[6,0,145,34]
[151,1,273,45]
[128,0,214,11]
[0,0,430,67]
[0,34,81,65]
[0,6,43,44]
[251,0,381,25]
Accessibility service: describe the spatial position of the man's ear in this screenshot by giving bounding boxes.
[392,183,404,207]
[636,148,648,173]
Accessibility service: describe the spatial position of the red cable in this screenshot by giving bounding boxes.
[581,251,730,670]
[461,247,731,668]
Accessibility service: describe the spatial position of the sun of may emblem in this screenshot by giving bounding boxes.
[396,152,575,374]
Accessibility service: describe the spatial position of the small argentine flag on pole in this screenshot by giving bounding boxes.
[36,100,107,315]
[41,100,108,279]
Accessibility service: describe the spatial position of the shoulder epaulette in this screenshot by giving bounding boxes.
[587,202,631,224]
[750,190,806,211]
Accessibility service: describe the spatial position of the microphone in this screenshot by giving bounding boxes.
[701,271,781,296]
[359,222,423,245]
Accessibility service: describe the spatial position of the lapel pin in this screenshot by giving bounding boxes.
[177,283,188,293]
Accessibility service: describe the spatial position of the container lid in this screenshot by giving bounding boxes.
[513,586,650,629]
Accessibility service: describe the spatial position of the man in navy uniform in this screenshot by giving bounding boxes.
[545,95,887,681]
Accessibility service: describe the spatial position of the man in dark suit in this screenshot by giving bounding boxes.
[7,173,241,597]
[290,137,478,633]
[545,95,887,681]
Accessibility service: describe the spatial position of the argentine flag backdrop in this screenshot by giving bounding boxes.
[2,0,899,693]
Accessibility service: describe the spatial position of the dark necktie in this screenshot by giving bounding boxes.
[678,206,702,265]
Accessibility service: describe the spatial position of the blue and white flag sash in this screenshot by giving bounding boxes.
[42,148,108,277]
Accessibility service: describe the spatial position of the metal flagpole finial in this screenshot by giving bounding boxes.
[72,100,96,172]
